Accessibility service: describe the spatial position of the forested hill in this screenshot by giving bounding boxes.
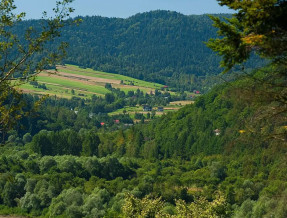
[61,11,226,90]
[16,11,262,91]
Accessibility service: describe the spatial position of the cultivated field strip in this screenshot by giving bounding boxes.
[19,65,164,98]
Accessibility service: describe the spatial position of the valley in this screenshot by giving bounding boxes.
[19,64,196,120]
[0,2,286,217]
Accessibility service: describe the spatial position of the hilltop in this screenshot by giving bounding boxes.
[14,11,262,92]
[63,11,224,91]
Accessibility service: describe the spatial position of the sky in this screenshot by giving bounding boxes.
[14,0,233,19]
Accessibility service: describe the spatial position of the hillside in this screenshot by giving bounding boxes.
[63,11,221,82]
[2,73,287,217]
[14,11,262,92]
[18,64,195,124]
[62,11,228,91]
[1,1,287,217]
[61,11,265,91]
[20,64,164,98]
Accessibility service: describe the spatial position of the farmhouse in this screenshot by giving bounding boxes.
[143,105,152,111]
[157,107,164,112]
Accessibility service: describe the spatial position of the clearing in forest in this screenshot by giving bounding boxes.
[19,64,164,98]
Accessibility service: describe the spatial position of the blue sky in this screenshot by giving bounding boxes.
[15,0,233,19]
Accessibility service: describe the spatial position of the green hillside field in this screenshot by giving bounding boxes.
[19,64,164,98]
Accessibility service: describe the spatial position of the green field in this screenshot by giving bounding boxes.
[37,76,110,95]
[19,65,165,98]
[20,83,73,98]
[108,102,190,118]
[61,65,163,89]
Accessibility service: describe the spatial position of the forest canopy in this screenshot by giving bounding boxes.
[207,0,287,141]
[0,0,287,217]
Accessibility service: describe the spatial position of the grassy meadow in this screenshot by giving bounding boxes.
[19,64,164,98]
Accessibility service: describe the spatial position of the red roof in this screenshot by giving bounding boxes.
[114,120,120,124]
[100,122,105,126]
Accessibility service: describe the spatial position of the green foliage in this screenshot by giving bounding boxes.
[48,188,83,217]
[13,12,264,92]
[208,0,287,72]
[122,194,165,217]
[82,131,100,157]
[0,0,77,140]
[1,2,287,218]
[122,192,228,217]
[208,0,287,142]
[30,129,100,156]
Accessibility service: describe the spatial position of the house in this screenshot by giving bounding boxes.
[157,107,164,112]
[143,105,152,111]
[114,119,120,124]
[214,129,221,136]
[100,122,105,126]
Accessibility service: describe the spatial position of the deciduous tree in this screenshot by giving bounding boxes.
[0,0,78,141]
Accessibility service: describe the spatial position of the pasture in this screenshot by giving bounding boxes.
[19,65,164,98]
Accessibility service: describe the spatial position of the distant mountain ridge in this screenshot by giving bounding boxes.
[16,11,261,91]
[61,11,229,90]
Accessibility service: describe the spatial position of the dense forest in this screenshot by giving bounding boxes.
[5,85,186,141]
[62,11,265,91]
[14,11,263,92]
[1,73,287,217]
[1,0,287,217]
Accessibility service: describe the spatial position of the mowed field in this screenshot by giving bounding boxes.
[19,65,164,98]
